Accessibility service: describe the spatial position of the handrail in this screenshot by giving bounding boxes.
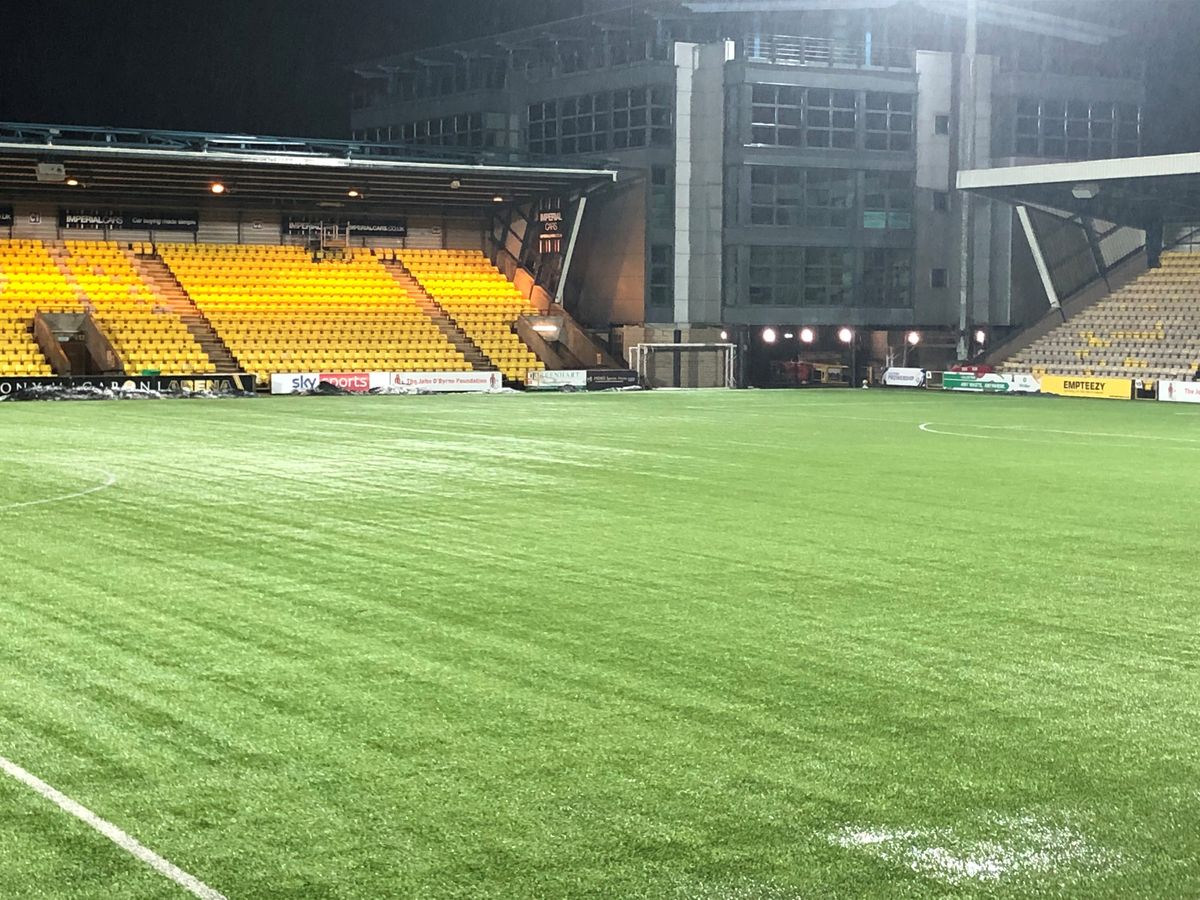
[0,121,617,172]
[741,33,915,71]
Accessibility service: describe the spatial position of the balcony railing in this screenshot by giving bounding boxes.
[742,34,915,72]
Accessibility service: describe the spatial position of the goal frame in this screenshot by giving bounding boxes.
[628,342,738,389]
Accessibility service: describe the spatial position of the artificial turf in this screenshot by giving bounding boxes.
[0,389,1198,899]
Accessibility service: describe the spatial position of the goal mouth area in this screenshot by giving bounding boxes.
[628,342,737,389]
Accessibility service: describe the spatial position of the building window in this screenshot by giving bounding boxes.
[931,267,948,289]
[803,248,854,305]
[650,165,674,228]
[528,101,558,154]
[612,88,649,149]
[804,88,858,149]
[935,114,951,135]
[650,244,674,306]
[749,245,802,305]
[748,246,852,306]
[559,94,610,154]
[804,169,855,226]
[749,85,855,149]
[864,92,915,151]
[933,190,950,212]
[396,112,494,148]
[748,167,853,227]
[1015,98,1141,160]
[751,84,803,147]
[527,86,672,156]
[863,250,913,307]
[863,170,914,229]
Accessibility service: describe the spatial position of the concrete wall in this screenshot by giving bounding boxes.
[673,41,727,325]
[913,51,957,327]
[618,324,730,387]
[564,177,647,328]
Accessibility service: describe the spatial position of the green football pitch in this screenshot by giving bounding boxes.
[1,390,1199,899]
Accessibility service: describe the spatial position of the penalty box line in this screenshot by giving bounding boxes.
[0,754,227,900]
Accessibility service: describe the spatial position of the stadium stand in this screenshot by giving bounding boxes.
[387,249,544,382]
[1001,252,1200,381]
[0,240,83,376]
[157,244,469,383]
[57,241,215,375]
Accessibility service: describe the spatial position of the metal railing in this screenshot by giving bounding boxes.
[741,34,915,71]
[0,121,617,172]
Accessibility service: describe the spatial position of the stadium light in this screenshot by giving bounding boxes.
[347,189,361,198]
[906,330,921,346]
[974,328,987,345]
[762,327,778,344]
[799,327,815,344]
[209,182,226,195]
[783,331,794,340]
[65,178,80,187]
[492,195,505,203]
[838,327,854,344]
[719,330,728,340]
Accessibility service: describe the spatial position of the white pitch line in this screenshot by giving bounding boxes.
[0,755,227,900]
[919,421,1200,444]
[0,471,117,511]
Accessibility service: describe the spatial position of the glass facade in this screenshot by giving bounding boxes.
[650,244,674,306]
[749,86,914,152]
[1014,98,1141,159]
[863,249,913,307]
[862,171,913,230]
[528,87,673,155]
[749,167,854,227]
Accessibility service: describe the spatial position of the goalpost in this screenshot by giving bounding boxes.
[628,342,738,389]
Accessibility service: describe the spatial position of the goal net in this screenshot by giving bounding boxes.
[628,342,737,389]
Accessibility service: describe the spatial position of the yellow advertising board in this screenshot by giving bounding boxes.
[1038,375,1132,401]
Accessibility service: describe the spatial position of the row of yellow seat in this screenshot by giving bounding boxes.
[0,241,543,383]
[58,241,214,375]
[0,240,81,376]
[398,250,542,382]
[159,244,468,383]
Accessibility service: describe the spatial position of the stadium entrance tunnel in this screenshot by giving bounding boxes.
[33,313,123,377]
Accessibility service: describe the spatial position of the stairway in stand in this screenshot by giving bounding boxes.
[383,260,495,371]
[45,244,92,310]
[128,251,242,373]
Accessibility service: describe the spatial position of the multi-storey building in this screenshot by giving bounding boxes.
[351,1,1146,378]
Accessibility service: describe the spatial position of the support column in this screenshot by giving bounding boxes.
[555,195,587,305]
[1016,205,1062,315]
[956,0,978,359]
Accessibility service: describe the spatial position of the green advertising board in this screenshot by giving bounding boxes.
[942,373,1010,393]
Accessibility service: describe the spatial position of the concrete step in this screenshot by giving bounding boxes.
[128,251,245,373]
[381,259,497,372]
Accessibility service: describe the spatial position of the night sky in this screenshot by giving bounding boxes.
[1,1,1198,151]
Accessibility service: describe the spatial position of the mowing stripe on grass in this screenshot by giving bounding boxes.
[0,471,117,511]
[0,755,227,900]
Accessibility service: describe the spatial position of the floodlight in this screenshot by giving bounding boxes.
[719,330,728,340]
[209,182,226,195]
[66,178,80,187]
[492,195,505,203]
[799,327,815,344]
[906,330,921,346]
[762,327,778,344]
[838,327,853,343]
[347,189,360,198]
[783,331,794,340]
[974,328,987,345]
